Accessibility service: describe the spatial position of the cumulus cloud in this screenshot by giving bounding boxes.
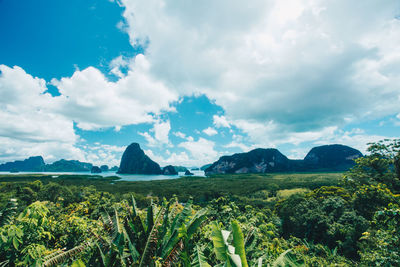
[85,144,125,166]
[51,55,178,130]
[202,127,218,136]
[119,0,400,137]
[145,149,193,167]
[109,55,131,78]
[0,65,84,162]
[146,136,220,167]
[178,137,219,165]
[139,120,172,147]
[0,62,177,164]
[213,115,231,128]
[173,131,186,139]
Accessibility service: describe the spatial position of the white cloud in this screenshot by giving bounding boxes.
[173,131,186,139]
[202,127,218,136]
[109,55,131,78]
[86,144,125,167]
[145,149,193,167]
[0,65,84,163]
[139,132,157,147]
[139,120,171,147]
[224,142,253,152]
[145,137,220,167]
[213,115,231,128]
[178,137,219,165]
[51,54,178,130]
[118,0,400,137]
[153,120,171,145]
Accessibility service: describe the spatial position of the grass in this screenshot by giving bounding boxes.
[277,188,310,198]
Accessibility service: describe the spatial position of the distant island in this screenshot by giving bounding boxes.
[204,144,362,175]
[0,157,94,173]
[0,143,362,175]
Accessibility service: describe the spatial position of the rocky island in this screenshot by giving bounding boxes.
[117,143,162,174]
[205,144,362,175]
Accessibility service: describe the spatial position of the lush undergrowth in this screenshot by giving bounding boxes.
[0,140,399,266]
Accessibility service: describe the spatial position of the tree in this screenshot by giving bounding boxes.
[344,139,400,192]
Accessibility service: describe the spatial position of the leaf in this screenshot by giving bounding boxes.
[171,199,193,233]
[131,195,138,217]
[139,205,165,267]
[191,245,211,267]
[146,202,154,236]
[228,252,242,267]
[12,237,19,250]
[126,233,140,263]
[211,221,229,261]
[272,249,300,267]
[186,208,208,238]
[231,220,248,267]
[257,257,263,267]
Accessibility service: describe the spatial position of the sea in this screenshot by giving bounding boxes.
[0,170,206,182]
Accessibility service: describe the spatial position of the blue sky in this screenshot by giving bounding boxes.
[0,0,399,167]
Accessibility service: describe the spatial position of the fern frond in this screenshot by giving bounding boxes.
[0,198,18,226]
[43,249,66,261]
[43,241,92,267]
[191,245,211,267]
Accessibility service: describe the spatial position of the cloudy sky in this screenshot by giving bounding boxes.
[1,0,399,167]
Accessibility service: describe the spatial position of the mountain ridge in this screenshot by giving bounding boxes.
[204,144,363,175]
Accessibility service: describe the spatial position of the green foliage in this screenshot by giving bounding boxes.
[1,142,399,266]
[277,190,369,259]
[352,183,398,220]
[359,203,400,266]
[344,139,400,192]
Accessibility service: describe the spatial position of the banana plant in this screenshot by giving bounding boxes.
[210,220,301,267]
[53,196,208,266]
[211,220,249,267]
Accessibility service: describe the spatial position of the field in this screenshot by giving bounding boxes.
[0,172,342,207]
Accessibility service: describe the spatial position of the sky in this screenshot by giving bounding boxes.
[0,0,400,167]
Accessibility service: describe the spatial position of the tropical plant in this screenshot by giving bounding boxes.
[0,198,18,227]
[43,196,208,266]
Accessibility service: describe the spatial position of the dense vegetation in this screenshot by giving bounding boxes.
[0,140,399,266]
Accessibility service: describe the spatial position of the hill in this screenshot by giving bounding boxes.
[205,144,362,175]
